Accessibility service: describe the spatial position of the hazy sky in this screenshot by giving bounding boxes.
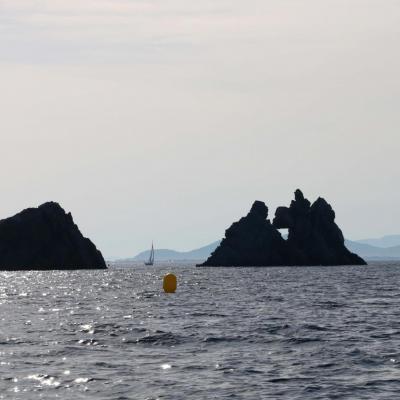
[1,0,399,258]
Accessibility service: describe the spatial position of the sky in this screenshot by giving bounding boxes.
[1,0,399,258]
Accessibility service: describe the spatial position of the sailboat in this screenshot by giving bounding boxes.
[145,242,155,266]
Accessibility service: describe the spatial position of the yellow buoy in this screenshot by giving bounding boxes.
[163,273,177,293]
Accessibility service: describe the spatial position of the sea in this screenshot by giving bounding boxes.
[1,262,400,399]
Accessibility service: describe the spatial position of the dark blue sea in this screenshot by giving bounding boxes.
[1,263,400,399]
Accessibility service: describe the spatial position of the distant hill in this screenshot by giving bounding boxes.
[126,241,221,262]
[119,237,400,263]
[356,235,400,248]
[345,240,400,260]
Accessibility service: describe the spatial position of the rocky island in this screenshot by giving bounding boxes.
[0,202,107,270]
[200,190,366,267]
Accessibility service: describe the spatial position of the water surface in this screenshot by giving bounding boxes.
[1,263,400,399]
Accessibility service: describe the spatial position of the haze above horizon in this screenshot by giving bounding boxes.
[1,0,399,258]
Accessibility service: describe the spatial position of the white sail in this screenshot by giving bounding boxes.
[145,242,155,265]
[150,243,154,264]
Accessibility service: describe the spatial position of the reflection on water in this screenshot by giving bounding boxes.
[0,263,400,399]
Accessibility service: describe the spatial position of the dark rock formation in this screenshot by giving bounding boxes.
[200,190,366,266]
[0,202,107,270]
[273,189,366,266]
[200,200,290,266]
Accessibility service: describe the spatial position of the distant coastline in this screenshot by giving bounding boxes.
[117,236,400,264]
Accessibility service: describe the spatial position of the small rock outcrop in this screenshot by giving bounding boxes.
[0,202,107,270]
[200,190,366,267]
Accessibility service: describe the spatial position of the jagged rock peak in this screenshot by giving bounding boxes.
[248,200,268,219]
[273,190,366,266]
[295,189,305,201]
[38,201,64,211]
[310,197,335,221]
[291,188,311,214]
